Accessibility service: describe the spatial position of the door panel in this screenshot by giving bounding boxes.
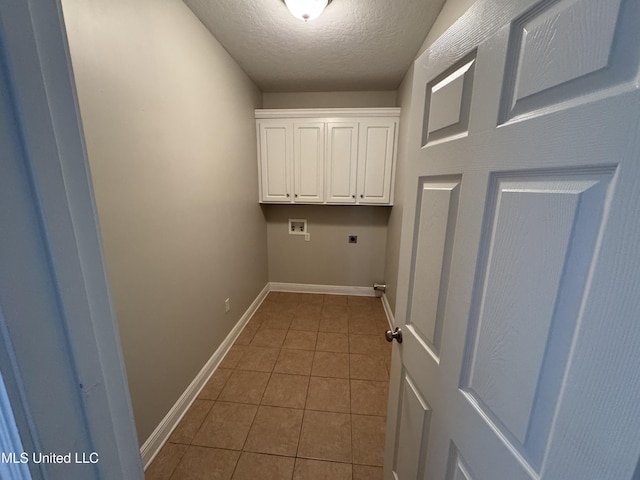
[424,55,476,145]
[446,447,475,480]
[462,169,614,469]
[386,0,640,479]
[500,0,638,122]
[392,373,432,480]
[407,177,461,359]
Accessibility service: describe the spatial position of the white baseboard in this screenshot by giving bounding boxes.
[140,283,270,470]
[381,293,395,330]
[269,282,375,297]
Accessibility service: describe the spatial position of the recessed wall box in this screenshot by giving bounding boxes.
[288,219,307,235]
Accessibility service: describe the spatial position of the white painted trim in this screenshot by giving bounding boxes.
[255,108,401,119]
[140,284,270,470]
[381,293,395,330]
[269,282,376,297]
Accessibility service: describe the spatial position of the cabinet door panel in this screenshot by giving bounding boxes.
[294,122,324,203]
[326,122,358,204]
[357,119,397,204]
[259,122,292,202]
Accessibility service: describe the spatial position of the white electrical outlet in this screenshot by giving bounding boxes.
[225,298,230,313]
[305,233,310,242]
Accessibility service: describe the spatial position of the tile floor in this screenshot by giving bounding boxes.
[145,292,392,480]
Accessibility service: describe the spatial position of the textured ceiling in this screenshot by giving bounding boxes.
[183,0,446,92]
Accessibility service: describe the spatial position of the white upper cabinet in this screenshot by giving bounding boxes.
[326,122,359,204]
[258,121,292,202]
[357,119,396,204]
[256,108,399,205]
[294,122,325,203]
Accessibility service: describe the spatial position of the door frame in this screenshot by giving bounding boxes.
[0,0,142,477]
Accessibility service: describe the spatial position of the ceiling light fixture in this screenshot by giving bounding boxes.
[283,0,332,22]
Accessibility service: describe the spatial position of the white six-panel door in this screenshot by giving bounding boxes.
[385,0,640,479]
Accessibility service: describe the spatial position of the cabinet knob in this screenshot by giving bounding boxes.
[295,194,298,198]
[360,194,364,198]
[352,195,355,198]
[286,193,290,197]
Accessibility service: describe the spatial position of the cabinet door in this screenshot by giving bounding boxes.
[293,122,324,203]
[326,122,358,204]
[357,118,397,204]
[259,121,292,202]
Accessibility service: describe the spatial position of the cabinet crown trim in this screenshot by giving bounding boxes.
[255,107,401,119]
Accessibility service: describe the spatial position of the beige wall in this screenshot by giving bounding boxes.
[383,0,475,314]
[263,91,397,109]
[266,206,390,287]
[62,0,268,443]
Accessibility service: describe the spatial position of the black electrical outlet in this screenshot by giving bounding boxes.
[348,235,358,244]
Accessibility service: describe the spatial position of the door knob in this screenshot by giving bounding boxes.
[385,327,402,343]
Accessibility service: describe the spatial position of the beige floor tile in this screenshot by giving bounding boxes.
[235,346,280,372]
[152,295,395,480]
[323,295,347,307]
[262,314,293,331]
[198,368,233,400]
[298,293,324,305]
[232,452,295,480]
[269,292,300,303]
[234,325,259,346]
[251,328,287,348]
[353,464,383,480]
[318,315,348,333]
[350,354,388,381]
[248,308,267,324]
[244,405,304,456]
[262,373,309,409]
[290,315,320,332]
[352,414,385,466]
[273,348,314,375]
[218,345,248,369]
[311,351,349,379]
[283,330,317,350]
[292,458,352,480]
[349,334,383,355]
[191,402,257,450]
[350,380,388,416]
[168,400,214,444]
[296,303,322,317]
[347,296,372,310]
[144,442,187,480]
[264,302,298,316]
[218,370,270,404]
[348,318,381,335]
[298,410,352,463]
[305,377,350,413]
[321,305,349,319]
[315,331,348,353]
[169,446,239,480]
